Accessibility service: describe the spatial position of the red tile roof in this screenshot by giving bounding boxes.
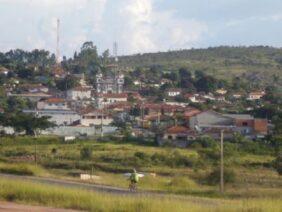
[166,126,190,134]
[72,87,91,92]
[45,98,66,103]
[100,93,128,98]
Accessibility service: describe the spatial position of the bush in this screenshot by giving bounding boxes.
[206,168,236,185]
[274,153,282,175]
[0,163,45,176]
[80,146,93,160]
[151,150,195,168]
[167,176,197,189]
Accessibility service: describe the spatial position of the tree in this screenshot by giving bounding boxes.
[195,75,218,93]
[80,146,93,160]
[56,75,79,91]
[10,113,55,135]
[102,49,110,65]
[0,112,55,135]
[274,153,282,175]
[206,168,236,185]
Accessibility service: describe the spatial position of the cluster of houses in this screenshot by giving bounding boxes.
[4,68,270,146]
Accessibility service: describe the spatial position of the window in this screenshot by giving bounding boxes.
[242,122,248,126]
[168,135,173,140]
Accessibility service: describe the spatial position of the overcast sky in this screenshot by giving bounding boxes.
[0,0,282,57]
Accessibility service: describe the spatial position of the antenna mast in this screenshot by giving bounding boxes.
[113,41,118,62]
[56,19,60,63]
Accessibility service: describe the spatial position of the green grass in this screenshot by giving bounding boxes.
[0,136,281,200]
[0,178,281,212]
[0,163,47,176]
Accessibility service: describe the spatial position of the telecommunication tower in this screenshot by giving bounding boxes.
[56,19,60,63]
[113,41,118,62]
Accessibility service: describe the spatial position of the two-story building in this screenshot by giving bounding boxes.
[37,98,69,110]
[67,87,92,100]
[96,93,128,108]
[80,110,113,126]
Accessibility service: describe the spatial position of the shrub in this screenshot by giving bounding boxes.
[273,153,282,175]
[167,176,197,189]
[0,163,45,176]
[206,168,236,185]
[80,146,93,160]
[197,137,218,148]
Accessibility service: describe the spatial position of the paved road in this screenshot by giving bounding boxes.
[0,173,134,195]
[0,173,218,207]
[0,201,79,212]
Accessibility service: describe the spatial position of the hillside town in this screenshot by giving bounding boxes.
[0,60,273,147]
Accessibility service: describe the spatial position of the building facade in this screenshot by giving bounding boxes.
[96,73,124,94]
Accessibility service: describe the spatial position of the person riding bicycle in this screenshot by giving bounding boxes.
[129,169,139,190]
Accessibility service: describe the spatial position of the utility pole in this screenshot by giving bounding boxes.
[220,129,224,193]
[100,109,104,138]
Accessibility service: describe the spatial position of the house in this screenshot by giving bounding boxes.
[106,102,132,112]
[20,84,49,93]
[137,103,186,116]
[73,73,87,86]
[184,93,205,103]
[37,98,69,110]
[8,92,52,102]
[133,80,141,86]
[158,126,196,147]
[67,87,92,100]
[167,89,181,97]
[53,66,67,79]
[232,93,242,99]
[141,114,174,129]
[23,109,80,126]
[96,93,128,108]
[96,73,124,94]
[0,67,9,75]
[80,110,113,126]
[247,91,265,100]
[216,89,227,95]
[188,111,268,138]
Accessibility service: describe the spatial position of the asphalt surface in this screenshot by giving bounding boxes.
[0,173,219,207]
[0,173,143,195]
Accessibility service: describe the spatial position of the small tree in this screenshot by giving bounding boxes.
[206,168,236,185]
[80,146,93,160]
[274,153,282,176]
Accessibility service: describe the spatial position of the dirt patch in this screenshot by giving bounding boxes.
[0,201,80,212]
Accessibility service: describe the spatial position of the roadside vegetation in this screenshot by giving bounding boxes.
[0,135,281,200]
[0,178,281,212]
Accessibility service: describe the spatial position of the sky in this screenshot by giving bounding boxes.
[0,0,282,58]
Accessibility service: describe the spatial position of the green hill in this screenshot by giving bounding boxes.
[119,46,282,85]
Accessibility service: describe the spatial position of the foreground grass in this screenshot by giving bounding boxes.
[0,178,281,211]
[0,162,47,176]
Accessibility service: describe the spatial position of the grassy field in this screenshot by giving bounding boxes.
[0,178,281,212]
[0,136,281,201]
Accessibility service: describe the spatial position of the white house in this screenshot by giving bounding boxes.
[80,110,113,126]
[67,87,92,100]
[167,89,181,97]
[23,109,80,126]
[216,88,227,95]
[247,91,265,100]
[96,93,128,108]
[37,98,69,110]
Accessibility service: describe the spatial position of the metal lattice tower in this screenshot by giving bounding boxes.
[113,41,118,62]
[56,19,60,63]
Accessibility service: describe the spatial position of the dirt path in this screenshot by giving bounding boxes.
[0,201,79,212]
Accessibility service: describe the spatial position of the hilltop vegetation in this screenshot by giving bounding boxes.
[119,46,282,86]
